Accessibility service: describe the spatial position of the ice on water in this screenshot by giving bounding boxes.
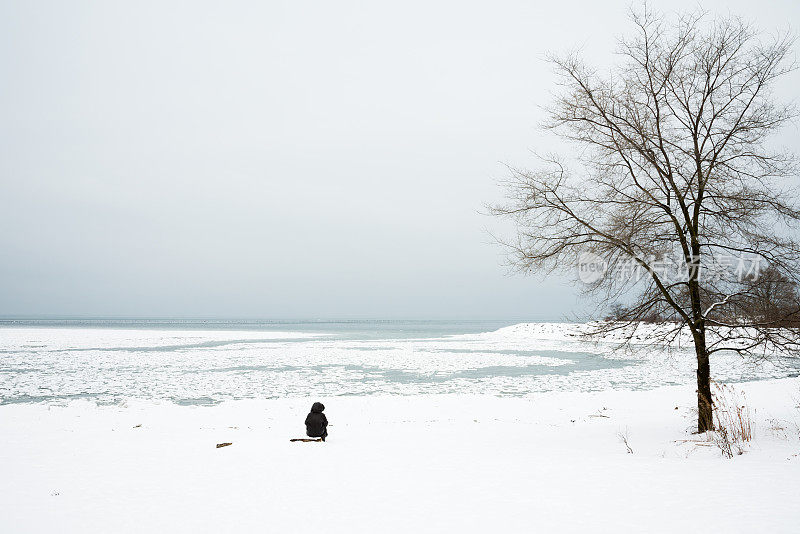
[1,323,797,405]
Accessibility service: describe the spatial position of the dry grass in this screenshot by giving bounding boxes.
[617,427,634,454]
[709,382,753,458]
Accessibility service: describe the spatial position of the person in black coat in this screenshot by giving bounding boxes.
[305,402,328,441]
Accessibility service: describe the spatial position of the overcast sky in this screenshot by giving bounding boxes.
[1,0,798,319]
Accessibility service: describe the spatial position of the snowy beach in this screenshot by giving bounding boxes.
[2,380,800,533]
[1,323,800,532]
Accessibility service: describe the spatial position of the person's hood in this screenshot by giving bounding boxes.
[311,402,325,413]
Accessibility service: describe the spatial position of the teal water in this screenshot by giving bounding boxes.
[0,318,524,340]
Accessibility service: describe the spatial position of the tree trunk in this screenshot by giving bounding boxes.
[688,244,713,433]
[694,333,714,433]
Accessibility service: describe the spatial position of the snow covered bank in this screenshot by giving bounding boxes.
[2,378,799,533]
[479,321,800,355]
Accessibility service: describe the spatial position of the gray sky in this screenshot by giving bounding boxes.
[1,0,798,319]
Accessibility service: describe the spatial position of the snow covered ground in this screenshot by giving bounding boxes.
[1,378,799,533]
[2,323,799,532]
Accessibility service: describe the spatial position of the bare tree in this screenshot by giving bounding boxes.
[492,4,799,432]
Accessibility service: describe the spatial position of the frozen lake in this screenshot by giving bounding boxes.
[1,320,798,404]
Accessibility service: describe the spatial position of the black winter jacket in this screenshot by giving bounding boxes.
[305,402,328,438]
